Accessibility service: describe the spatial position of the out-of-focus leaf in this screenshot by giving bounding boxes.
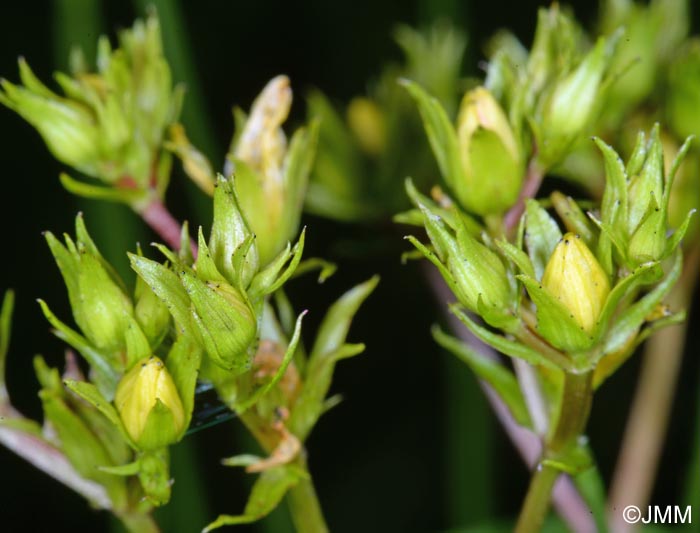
[0,290,15,403]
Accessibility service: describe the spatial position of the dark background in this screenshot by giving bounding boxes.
[1,1,699,532]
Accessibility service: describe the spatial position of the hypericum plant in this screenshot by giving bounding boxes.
[0,13,376,533]
[2,2,700,532]
[392,3,698,531]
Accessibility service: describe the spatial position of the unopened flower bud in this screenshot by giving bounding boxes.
[134,276,171,349]
[115,356,185,450]
[180,272,257,373]
[45,217,134,360]
[0,74,100,171]
[227,76,316,266]
[542,233,610,333]
[455,87,523,215]
[539,38,609,166]
[628,203,666,262]
[208,176,259,287]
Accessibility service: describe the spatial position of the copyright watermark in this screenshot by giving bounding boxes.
[622,505,692,525]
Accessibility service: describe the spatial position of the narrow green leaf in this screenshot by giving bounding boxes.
[124,315,152,369]
[0,290,15,403]
[625,131,647,176]
[400,79,464,191]
[60,172,146,204]
[194,228,227,283]
[496,239,535,278]
[166,335,203,430]
[129,253,191,334]
[309,276,379,361]
[203,466,304,532]
[593,262,661,343]
[450,305,564,371]
[666,209,696,255]
[291,258,337,283]
[235,311,306,413]
[603,251,682,355]
[432,325,532,427]
[98,461,141,476]
[38,299,119,396]
[250,231,306,300]
[525,199,562,280]
[63,379,125,434]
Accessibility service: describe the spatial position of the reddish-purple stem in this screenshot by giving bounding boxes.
[503,160,544,234]
[0,404,111,508]
[140,199,198,256]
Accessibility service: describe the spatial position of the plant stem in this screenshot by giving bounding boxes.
[0,405,111,509]
[236,409,330,533]
[426,268,595,531]
[516,464,560,533]
[138,199,197,256]
[504,159,544,235]
[515,371,593,533]
[286,455,329,533]
[116,511,160,533]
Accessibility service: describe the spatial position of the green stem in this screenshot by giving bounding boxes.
[116,511,159,533]
[285,456,329,533]
[515,371,593,533]
[515,464,560,533]
[236,410,329,533]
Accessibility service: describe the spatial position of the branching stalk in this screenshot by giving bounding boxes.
[515,371,594,533]
[426,268,595,531]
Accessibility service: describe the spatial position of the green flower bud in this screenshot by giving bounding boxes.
[455,87,523,215]
[542,233,610,334]
[180,272,257,373]
[539,38,609,167]
[134,274,171,350]
[228,76,317,265]
[627,128,664,235]
[209,176,259,288]
[0,72,100,171]
[115,356,185,450]
[406,183,514,325]
[0,14,181,203]
[45,216,133,362]
[628,202,666,262]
